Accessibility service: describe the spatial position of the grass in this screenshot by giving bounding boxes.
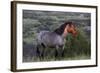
[23,27,91,62]
[23,54,90,62]
[23,10,91,62]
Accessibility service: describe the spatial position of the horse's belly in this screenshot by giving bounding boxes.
[45,36,64,47]
[40,32,64,47]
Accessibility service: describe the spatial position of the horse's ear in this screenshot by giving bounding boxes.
[65,22,73,26]
[67,24,72,27]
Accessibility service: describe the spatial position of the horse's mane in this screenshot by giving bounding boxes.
[54,22,72,35]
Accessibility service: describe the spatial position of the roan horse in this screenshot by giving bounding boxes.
[36,22,77,59]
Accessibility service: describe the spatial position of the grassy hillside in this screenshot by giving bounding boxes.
[23,10,91,62]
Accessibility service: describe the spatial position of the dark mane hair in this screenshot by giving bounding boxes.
[54,22,72,35]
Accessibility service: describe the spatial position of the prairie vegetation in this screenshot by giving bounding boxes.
[23,10,91,62]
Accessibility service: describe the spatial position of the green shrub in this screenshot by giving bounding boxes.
[64,28,91,58]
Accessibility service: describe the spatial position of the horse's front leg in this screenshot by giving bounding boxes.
[61,39,66,57]
[55,45,59,58]
[55,45,64,59]
[55,45,64,60]
[58,45,65,57]
[61,45,65,57]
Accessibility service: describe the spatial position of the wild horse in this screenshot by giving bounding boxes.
[36,22,77,59]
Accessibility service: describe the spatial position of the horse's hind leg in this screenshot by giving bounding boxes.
[36,45,42,58]
[36,43,46,61]
[36,46,43,61]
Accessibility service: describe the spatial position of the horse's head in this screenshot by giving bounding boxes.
[54,22,77,37]
[64,22,77,37]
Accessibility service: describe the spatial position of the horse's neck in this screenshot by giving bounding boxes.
[62,26,68,38]
[62,32,68,38]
